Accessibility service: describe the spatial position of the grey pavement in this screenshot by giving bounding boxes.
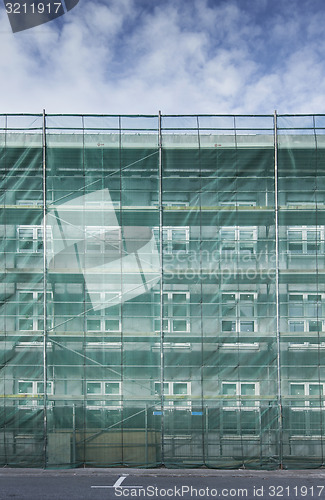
[0,467,325,500]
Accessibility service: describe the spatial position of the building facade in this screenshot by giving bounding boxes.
[0,113,325,468]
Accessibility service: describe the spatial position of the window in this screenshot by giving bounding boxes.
[220,382,260,436]
[18,290,53,331]
[288,293,324,333]
[154,381,191,408]
[16,341,52,349]
[286,195,320,208]
[220,226,257,255]
[85,226,121,254]
[290,383,325,409]
[152,200,189,209]
[220,201,256,207]
[17,225,52,253]
[164,201,189,208]
[85,200,120,210]
[289,383,325,437]
[289,342,325,350]
[220,342,260,350]
[221,292,256,333]
[86,381,121,408]
[222,382,260,409]
[287,226,324,254]
[154,291,190,333]
[151,342,191,351]
[153,226,189,253]
[17,200,42,208]
[18,380,53,407]
[86,291,121,333]
[86,342,122,349]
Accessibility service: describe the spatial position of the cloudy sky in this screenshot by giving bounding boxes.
[1,0,325,114]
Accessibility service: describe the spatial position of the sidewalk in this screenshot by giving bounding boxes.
[1,466,325,477]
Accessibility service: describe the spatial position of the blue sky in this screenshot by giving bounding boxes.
[1,0,325,114]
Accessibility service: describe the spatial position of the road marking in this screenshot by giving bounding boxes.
[91,474,144,489]
[113,475,129,488]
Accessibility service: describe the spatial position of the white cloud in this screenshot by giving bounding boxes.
[0,0,325,114]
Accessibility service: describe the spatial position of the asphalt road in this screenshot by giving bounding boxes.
[1,468,325,500]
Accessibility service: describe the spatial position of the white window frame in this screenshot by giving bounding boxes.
[220,342,260,350]
[290,382,325,410]
[18,380,53,408]
[152,201,189,209]
[17,200,43,208]
[16,341,52,349]
[220,201,256,207]
[152,342,191,351]
[289,342,325,350]
[288,293,324,333]
[86,381,122,409]
[86,291,121,333]
[85,226,122,254]
[287,201,320,209]
[222,381,260,410]
[163,201,189,208]
[17,225,53,254]
[154,381,191,409]
[85,200,120,210]
[287,226,324,255]
[153,226,189,254]
[288,319,324,333]
[154,291,190,333]
[86,342,122,349]
[221,292,257,334]
[18,290,53,331]
[220,226,257,255]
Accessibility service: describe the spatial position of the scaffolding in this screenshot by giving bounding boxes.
[1,113,325,469]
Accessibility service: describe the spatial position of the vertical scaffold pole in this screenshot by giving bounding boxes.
[274,110,283,468]
[42,109,48,468]
[158,110,164,464]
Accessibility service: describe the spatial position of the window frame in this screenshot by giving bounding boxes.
[220,226,257,255]
[18,380,53,408]
[290,382,325,410]
[222,381,260,410]
[221,292,257,334]
[154,291,190,333]
[17,225,53,254]
[287,226,324,255]
[16,200,43,208]
[86,380,122,409]
[18,289,53,332]
[153,226,190,254]
[154,381,191,409]
[287,293,324,333]
[219,201,257,208]
[85,225,122,254]
[86,290,122,333]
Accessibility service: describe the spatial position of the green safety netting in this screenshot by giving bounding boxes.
[0,113,325,469]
